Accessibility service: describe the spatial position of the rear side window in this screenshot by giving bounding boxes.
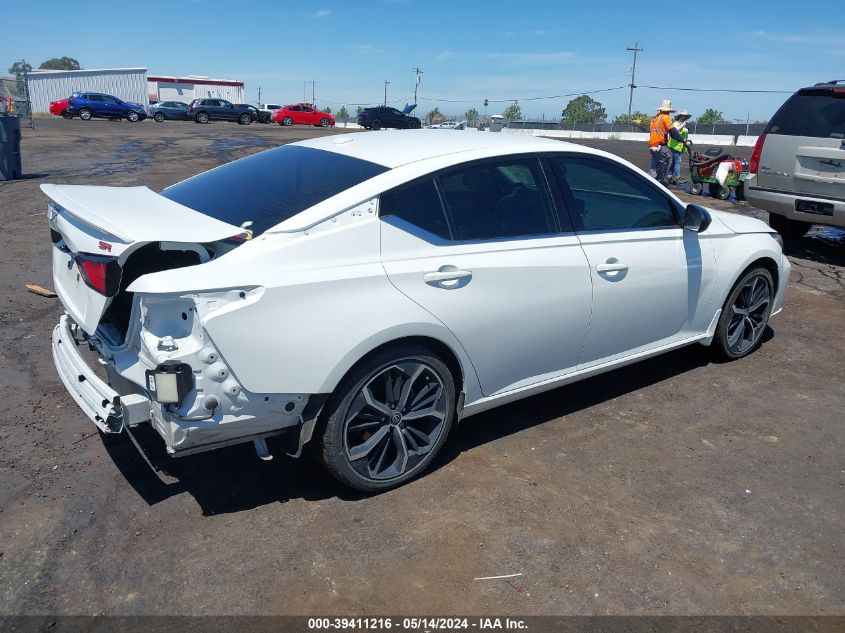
[380,179,450,240]
[437,158,557,241]
[551,157,677,231]
[769,89,845,138]
[162,145,388,235]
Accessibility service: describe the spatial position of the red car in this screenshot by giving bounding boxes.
[49,98,72,119]
[271,103,334,128]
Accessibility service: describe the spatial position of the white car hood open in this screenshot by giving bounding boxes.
[40,184,243,245]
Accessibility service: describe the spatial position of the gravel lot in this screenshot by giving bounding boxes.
[1,119,843,616]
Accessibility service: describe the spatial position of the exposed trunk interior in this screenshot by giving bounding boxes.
[100,243,206,345]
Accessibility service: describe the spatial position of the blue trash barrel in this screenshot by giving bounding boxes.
[0,116,22,180]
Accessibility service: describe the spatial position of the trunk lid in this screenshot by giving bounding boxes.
[42,184,243,335]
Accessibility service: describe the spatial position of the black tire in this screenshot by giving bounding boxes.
[195,112,210,124]
[708,182,731,199]
[126,110,140,122]
[712,267,774,360]
[409,119,421,129]
[153,112,165,123]
[61,110,72,119]
[282,116,293,126]
[371,119,382,131]
[316,343,456,492]
[319,117,330,127]
[768,213,811,239]
[79,108,92,121]
[261,114,271,124]
[238,113,252,125]
[690,182,703,195]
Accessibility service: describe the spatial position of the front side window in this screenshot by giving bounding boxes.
[162,146,388,236]
[219,100,231,107]
[437,158,557,241]
[550,157,677,231]
[380,179,450,240]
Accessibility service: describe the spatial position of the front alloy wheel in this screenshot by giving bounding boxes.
[713,267,773,359]
[126,110,139,122]
[317,344,455,492]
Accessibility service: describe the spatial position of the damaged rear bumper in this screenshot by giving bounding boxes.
[52,314,150,433]
[52,313,325,459]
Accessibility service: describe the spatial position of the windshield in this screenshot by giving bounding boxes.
[161,145,389,235]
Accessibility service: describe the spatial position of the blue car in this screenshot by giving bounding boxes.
[148,100,190,122]
[67,92,148,122]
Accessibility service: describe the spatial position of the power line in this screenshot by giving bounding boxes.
[417,85,628,104]
[639,84,793,94]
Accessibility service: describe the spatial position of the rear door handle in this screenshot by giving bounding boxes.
[424,269,473,284]
[596,263,628,272]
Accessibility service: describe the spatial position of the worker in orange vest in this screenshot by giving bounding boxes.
[649,99,689,184]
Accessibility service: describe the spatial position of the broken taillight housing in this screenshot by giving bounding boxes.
[75,254,121,297]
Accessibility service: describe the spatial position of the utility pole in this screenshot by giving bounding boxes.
[304,78,317,105]
[257,85,262,107]
[384,80,390,106]
[626,42,643,120]
[412,67,423,104]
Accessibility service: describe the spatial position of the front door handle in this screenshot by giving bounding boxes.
[596,261,629,273]
[424,269,473,285]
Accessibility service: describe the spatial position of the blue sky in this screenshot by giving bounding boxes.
[4,0,843,120]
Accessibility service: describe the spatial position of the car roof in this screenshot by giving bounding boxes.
[291,129,598,169]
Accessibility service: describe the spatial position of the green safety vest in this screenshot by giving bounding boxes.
[667,123,689,153]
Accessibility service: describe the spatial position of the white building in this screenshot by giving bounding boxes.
[147,75,244,104]
[27,68,148,113]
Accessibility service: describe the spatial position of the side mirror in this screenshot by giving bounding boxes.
[683,204,712,233]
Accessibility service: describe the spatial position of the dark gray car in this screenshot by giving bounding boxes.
[148,101,190,122]
[187,98,255,125]
[745,81,845,237]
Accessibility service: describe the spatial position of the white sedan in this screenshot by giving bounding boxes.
[45,131,790,491]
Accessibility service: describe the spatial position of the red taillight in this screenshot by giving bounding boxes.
[749,132,767,174]
[75,255,120,296]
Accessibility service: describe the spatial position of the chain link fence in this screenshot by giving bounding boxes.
[0,76,34,128]
[502,119,767,136]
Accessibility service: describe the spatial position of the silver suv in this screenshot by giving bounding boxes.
[745,81,845,238]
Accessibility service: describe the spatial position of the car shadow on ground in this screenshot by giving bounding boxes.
[783,229,845,267]
[102,335,777,515]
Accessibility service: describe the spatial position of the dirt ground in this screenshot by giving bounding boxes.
[0,119,843,616]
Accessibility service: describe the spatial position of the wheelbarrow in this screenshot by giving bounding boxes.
[688,148,750,200]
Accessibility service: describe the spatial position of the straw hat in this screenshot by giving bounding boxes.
[655,99,676,112]
[675,110,691,119]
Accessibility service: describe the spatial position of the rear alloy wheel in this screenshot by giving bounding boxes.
[768,213,811,239]
[317,344,456,492]
[409,120,421,129]
[371,119,382,131]
[195,112,210,124]
[153,112,165,123]
[238,113,252,125]
[79,108,92,121]
[690,182,703,195]
[126,110,140,122]
[319,117,330,127]
[713,267,774,360]
[282,116,293,126]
